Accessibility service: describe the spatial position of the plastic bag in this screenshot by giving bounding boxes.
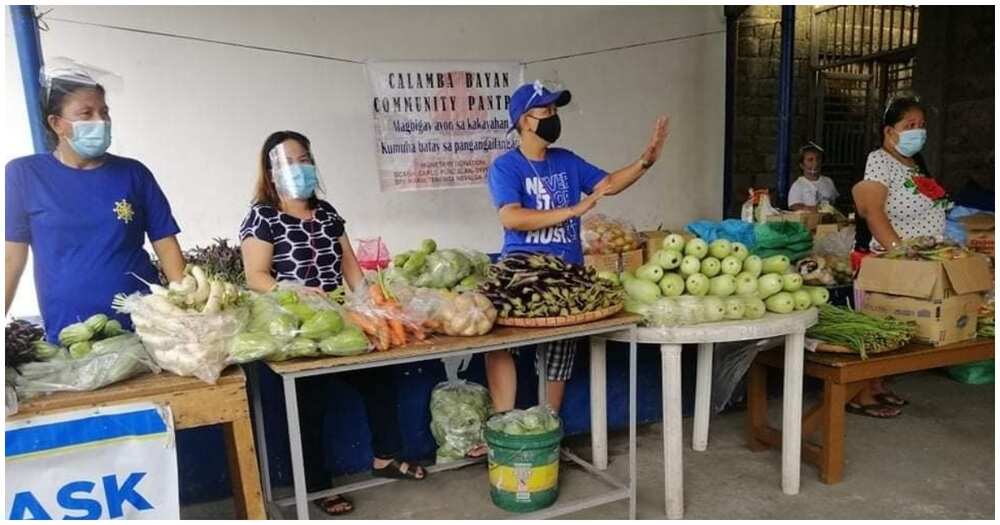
[231,285,373,363]
[343,282,431,351]
[685,219,757,249]
[430,380,493,463]
[13,334,161,399]
[115,292,248,384]
[947,360,994,385]
[486,406,562,436]
[5,367,18,416]
[582,214,642,255]
[356,237,391,271]
[413,249,474,289]
[711,337,784,413]
[813,225,856,259]
[410,288,498,337]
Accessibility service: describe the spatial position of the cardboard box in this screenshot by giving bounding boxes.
[813,222,850,240]
[856,255,993,345]
[862,292,981,346]
[584,249,644,274]
[639,230,693,261]
[767,211,820,231]
[960,213,995,259]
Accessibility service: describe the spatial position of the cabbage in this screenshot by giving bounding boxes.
[486,406,561,436]
[83,314,109,334]
[414,250,472,289]
[286,338,319,359]
[229,332,280,364]
[283,303,317,323]
[317,327,370,356]
[430,381,492,462]
[58,322,94,347]
[299,310,344,340]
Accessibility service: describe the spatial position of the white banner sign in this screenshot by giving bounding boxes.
[5,402,179,520]
[368,60,524,191]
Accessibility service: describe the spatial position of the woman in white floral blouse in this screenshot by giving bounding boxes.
[850,95,949,418]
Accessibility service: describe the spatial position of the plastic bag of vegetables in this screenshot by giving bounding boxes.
[486,406,562,436]
[429,380,493,463]
[582,214,642,255]
[13,334,160,399]
[409,288,497,337]
[229,285,373,363]
[113,272,249,384]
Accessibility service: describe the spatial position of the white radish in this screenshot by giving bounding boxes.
[201,280,223,314]
[169,275,197,295]
[187,266,211,306]
[144,295,186,315]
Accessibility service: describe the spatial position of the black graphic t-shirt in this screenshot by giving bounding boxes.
[239,200,346,291]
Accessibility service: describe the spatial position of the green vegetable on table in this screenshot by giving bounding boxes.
[317,326,370,356]
[807,304,916,359]
[299,310,344,340]
[59,323,94,347]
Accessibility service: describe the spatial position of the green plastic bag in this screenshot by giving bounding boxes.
[947,360,994,385]
[754,222,812,250]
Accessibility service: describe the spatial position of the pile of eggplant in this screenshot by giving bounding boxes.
[479,253,625,318]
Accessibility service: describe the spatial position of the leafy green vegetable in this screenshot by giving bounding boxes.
[486,406,561,436]
[300,310,344,340]
[283,303,317,323]
[285,337,319,358]
[229,332,280,363]
[317,327,370,356]
[273,290,299,306]
[430,381,492,462]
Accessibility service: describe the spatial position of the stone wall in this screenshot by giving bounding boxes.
[730,6,812,216]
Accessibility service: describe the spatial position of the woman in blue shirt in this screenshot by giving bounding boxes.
[5,68,186,341]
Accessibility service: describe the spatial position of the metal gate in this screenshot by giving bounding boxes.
[809,5,920,209]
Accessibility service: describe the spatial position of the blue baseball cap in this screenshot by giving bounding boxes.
[508,80,572,133]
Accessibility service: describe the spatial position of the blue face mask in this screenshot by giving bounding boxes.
[275,163,318,199]
[894,128,926,158]
[67,120,111,159]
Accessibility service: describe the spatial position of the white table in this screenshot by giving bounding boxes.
[589,309,818,519]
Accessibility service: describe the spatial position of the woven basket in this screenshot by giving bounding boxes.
[495,304,624,328]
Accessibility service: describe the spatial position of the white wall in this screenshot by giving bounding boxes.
[4,6,726,317]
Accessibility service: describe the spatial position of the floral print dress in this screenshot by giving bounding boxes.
[862,148,950,252]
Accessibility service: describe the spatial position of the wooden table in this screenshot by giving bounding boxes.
[9,367,266,519]
[747,338,995,484]
[597,309,818,519]
[254,313,641,520]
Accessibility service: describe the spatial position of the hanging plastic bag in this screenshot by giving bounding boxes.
[430,377,493,463]
[946,360,994,385]
[13,334,160,399]
[356,237,391,271]
[711,337,784,413]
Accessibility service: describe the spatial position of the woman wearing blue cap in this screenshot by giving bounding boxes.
[483,80,669,422]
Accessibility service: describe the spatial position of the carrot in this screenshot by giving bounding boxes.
[370,284,387,306]
[345,310,379,336]
[387,318,407,347]
[373,316,392,350]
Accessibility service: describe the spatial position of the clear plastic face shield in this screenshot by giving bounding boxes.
[41,58,122,157]
[269,141,324,200]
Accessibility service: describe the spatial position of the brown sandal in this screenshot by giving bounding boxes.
[372,459,427,480]
[846,402,901,419]
[317,494,353,516]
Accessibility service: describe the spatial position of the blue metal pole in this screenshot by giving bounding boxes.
[10,5,48,153]
[775,5,795,206]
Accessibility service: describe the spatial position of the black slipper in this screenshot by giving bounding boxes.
[316,495,353,516]
[874,392,909,407]
[372,459,427,481]
[846,402,901,419]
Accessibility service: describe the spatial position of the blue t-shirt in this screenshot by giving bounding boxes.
[487,147,607,265]
[6,153,181,342]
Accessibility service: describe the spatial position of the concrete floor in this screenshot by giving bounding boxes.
[182,370,994,519]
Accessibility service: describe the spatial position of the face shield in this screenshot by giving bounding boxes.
[269,142,324,200]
